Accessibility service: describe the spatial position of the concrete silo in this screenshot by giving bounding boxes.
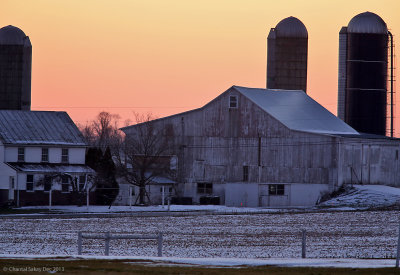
[267,16,308,92]
[0,25,32,110]
[338,12,394,136]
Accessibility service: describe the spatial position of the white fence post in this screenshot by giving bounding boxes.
[105,232,110,256]
[129,186,132,209]
[396,222,400,268]
[78,231,82,255]
[301,230,306,259]
[86,184,89,210]
[157,232,163,257]
[162,186,165,207]
[49,189,52,210]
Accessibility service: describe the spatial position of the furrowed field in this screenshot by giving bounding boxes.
[1,210,399,259]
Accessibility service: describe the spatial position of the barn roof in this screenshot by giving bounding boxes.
[233,86,359,135]
[0,110,87,146]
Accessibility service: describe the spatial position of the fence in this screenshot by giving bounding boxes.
[1,211,400,267]
[77,231,163,256]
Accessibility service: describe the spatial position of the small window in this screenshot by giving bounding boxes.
[18,147,25,162]
[269,184,285,195]
[61,148,69,163]
[396,150,399,160]
[197,182,213,194]
[169,187,172,193]
[229,95,238,108]
[243,166,249,182]
[61,175,69,192]
[26,174,34,191]
[41,148,49,162]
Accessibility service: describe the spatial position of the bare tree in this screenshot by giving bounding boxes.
[79,111,122,152]
[115,112,175,205]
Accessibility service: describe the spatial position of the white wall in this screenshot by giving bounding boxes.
[69,148,86,164]
[5,146,86,164]
[225,182,329,207]
[289,183,329,206]
[225,183,259,207]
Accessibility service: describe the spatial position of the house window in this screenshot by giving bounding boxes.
[61,148,69,163]
[26,174,34,191]
[269,184,285,195]
[18,147,25,162]
[243,166,249,182]
[79,175,86,191]
[229,95,238,108]
[61,175,69,192]
[197,182,213,194]
[396,150,399,160]
[41,148,49,162]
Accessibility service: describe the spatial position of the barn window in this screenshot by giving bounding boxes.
[41,148,49,162]
[61,148,69,163]
[197,182,213,194]
[269,184,285,195]
[243,166,249,181]
[18,147,25,162]
[229,95,238,108]
[26,174,34,191]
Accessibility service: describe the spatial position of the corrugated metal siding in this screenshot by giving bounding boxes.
[338,27,347,120]
[0,111,86,146]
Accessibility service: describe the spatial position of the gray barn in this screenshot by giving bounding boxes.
[122,86,400,207]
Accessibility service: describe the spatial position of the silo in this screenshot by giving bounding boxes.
[338,12,389,136]
[0,25,32,110]
[267,16,308,92]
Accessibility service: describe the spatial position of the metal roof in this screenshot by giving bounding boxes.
[0,25,30,45]
[0,111,87,146]
[233,86,359,135]
[347,12,387,34]
[6,163,95,173]
[274,16,308,38]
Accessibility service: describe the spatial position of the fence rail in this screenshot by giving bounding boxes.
[77,231,163,256]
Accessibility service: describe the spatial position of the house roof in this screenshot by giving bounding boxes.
[122,85,359,136]
[0,111,87,146]
[233,86,359,135]
[6,163,95,173]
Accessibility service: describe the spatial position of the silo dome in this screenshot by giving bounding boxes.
[0,25,28,45]
[347,12,387,34]
[275,16,308,38]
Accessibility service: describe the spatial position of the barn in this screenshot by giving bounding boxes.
[121,86,400,207]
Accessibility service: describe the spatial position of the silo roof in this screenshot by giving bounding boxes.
[233,86,359,135]
[275,16,308,38]
[0,25,29,45]
[347,12,387,34]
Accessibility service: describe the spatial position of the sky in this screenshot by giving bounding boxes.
[2,0,400,134]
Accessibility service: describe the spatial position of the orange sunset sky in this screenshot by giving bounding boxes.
[2,0,400,135]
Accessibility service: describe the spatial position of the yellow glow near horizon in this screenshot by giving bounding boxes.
[2,0,400,134]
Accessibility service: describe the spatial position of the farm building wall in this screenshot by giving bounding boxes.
[123,87,400,206]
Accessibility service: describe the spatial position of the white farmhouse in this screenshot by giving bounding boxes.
[0,110,94,206]
[122,86,400,207]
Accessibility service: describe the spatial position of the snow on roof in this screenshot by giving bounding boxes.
[0,111,87,146]
[7,163,95,173]
[233,86,359,135]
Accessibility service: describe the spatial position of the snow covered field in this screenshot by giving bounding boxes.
[1,210,399,259]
